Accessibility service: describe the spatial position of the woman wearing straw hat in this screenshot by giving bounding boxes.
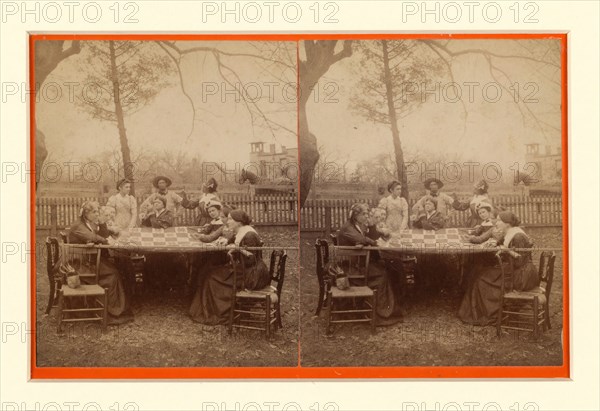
[467,201,496,239]
[181,177,224,227]
[194,200,226,243]
[451,179,495,228]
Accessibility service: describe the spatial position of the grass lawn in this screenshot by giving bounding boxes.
[35,225,565,369]
[299,227,565,367]
[35,227,299,368]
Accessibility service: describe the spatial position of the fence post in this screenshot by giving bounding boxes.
[50,199,58,236]
[324,205,332,237]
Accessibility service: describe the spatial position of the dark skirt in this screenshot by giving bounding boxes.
[458,262,503,326]
[189,259,270,325]
[458,255,538,326]
[513,261,539,292]
[82,258,127,317]
[351,260,402,319]
[187,251,229,292]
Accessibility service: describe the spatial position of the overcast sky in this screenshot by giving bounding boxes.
[37,39,561,183]
[37,40,297,169]
[305,39,562,174]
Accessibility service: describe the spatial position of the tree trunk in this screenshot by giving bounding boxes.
[381,40,409,201]
[298,40,353,207]
[34,41,80,192]
[298,80,319,208]
[109,41,135,195]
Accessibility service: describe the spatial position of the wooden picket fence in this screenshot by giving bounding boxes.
[36,193,298,233]
[300,194,564,233]
[35,193,563,234]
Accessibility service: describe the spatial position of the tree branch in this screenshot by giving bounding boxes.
[424,39,560,68]
[156,41,197,142]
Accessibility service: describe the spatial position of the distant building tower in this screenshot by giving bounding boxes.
[250,142,266,154]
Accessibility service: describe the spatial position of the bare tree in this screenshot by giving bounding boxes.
[162,149,191,180]
[351,40,445,200]
[304,39,561,202]
[76,41,173,194]
[314,144,352,184]
[352,152,398,185]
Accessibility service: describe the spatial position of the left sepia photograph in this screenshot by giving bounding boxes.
[32,37,300,369]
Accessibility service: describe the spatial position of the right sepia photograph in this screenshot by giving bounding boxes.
[298,37,566,368]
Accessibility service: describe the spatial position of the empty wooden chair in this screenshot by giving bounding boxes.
[496,251,556,339]
[315,239,376,335]
[57,244,108,333]
[334,246,371,286]
[228,249,287,339]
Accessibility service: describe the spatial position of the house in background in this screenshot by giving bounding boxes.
[523,142,562,193]
[248,141,298,182]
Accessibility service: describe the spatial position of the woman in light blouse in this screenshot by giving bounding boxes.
[106,178,137,231]
[378,180,409,233]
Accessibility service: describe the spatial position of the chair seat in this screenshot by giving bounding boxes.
[236,285,278,303]
[504,289,547,305]
[527,286,546,294]
[332,286,373,298]
[61,284,105,297]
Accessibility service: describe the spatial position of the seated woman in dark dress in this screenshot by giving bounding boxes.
[338,203,403,322]
[189,210,270,325]
[68,201,131,324]
[141,196,174,229]
[458,211,539,325]
[497,211,539,291]
[412,196,445,230]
